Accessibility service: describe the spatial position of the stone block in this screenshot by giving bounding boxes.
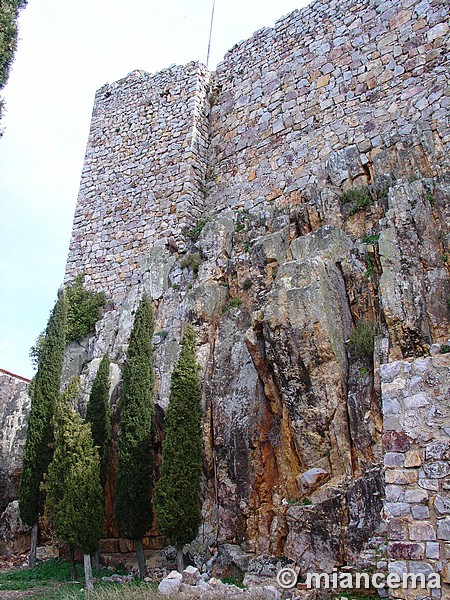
[386,469,418,485]
[385,502,411,517]
[426,542,440,559]
[434,495,450,515]
[404,393,431,409]
[182,566,201,585]
[423,462,450,479]
[380,361,403,382]
[388,542,425,560]
[437,518,450,540]
[412,505,430,520]
[405,450,422,468]
[426,442,449,460]
[383,432,412,452]
[385,453,406,467]
[405,489,428,503]
[418,479,439,491]
[409,522,437,541]
[386,485,405,502]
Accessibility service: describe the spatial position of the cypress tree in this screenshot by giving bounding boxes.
[154,324,203,572]
[86,354,111,489]
[46,377,104,592]
[115,294,154,579]
[19,290,67,567]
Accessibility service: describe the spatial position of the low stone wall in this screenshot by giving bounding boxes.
[381,350,450,599]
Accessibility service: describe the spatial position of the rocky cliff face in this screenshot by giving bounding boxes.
[0,370,30,513]
[65,164,449,572]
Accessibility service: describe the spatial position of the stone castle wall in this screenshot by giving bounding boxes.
[65,0,450,300]
[65,62,210,302]
[207,0,450,212]
[381,351,450,598]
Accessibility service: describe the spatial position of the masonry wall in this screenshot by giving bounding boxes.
[381,351,450,599]
[207,0,450,212]
[65,62,210,301]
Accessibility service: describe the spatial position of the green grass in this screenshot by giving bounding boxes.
[350,320,375,359]
[0,559,130,598]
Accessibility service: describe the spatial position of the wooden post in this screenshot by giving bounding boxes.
[135,538,147,579]
[176,545,184,573]
[68,545,77,581]
[83,553,93,592]
[29,522,38,568]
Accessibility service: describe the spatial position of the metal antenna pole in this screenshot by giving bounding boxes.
[206,0,216,68]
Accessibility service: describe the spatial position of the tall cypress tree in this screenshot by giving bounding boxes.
[86,354,111,489]
[46,377,104,592]
[115,294,154,579]
[154,324,203,572]
[19,290,67,567]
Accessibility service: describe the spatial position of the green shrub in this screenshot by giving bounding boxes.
[184,218,209,241]
[65,275,106,343]
[180,252,202,276]
[340,187,374,216]
[350,320,375,359]
[365,255,375,279]
[440,345,450,354]
[362,234,379,244]
[241,278,252,290]
[222,297,242,314]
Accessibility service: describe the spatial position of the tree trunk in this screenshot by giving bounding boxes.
[29,522,38,568]
[176,545,184,573]
[68,545,77,581]
[135,538,147,579]
[91,550,100,571]
[83,553,94,592]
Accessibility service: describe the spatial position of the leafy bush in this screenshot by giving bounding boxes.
[184,218,209,241]
[222,297,242,314]
[340,187,374,216]
[440,345,450,354]
[180,252,202,276]
[350,320,375,358]
[362,234,379,244]
[241,278,252,290]
[65,275,106,343]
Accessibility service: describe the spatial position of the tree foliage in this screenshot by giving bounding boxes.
[0,0,27,128]
[115,294,155,539]
[20,290,67,526]
[46,377,104,554]
[65,275,106,343]
[85,354,112,488]
[154,324,203,548]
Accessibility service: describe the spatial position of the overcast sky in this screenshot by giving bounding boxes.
[0,0,309,379]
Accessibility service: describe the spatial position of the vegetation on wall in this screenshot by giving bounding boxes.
[350,319,375,359]
[154,324,202,572]
[65,275,106,343]
[115,294,155,579]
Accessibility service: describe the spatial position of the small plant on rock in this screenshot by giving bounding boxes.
[222,297,242,314]
[350,320,375,359]
[340,187,374,216]
[65,275,106,343]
